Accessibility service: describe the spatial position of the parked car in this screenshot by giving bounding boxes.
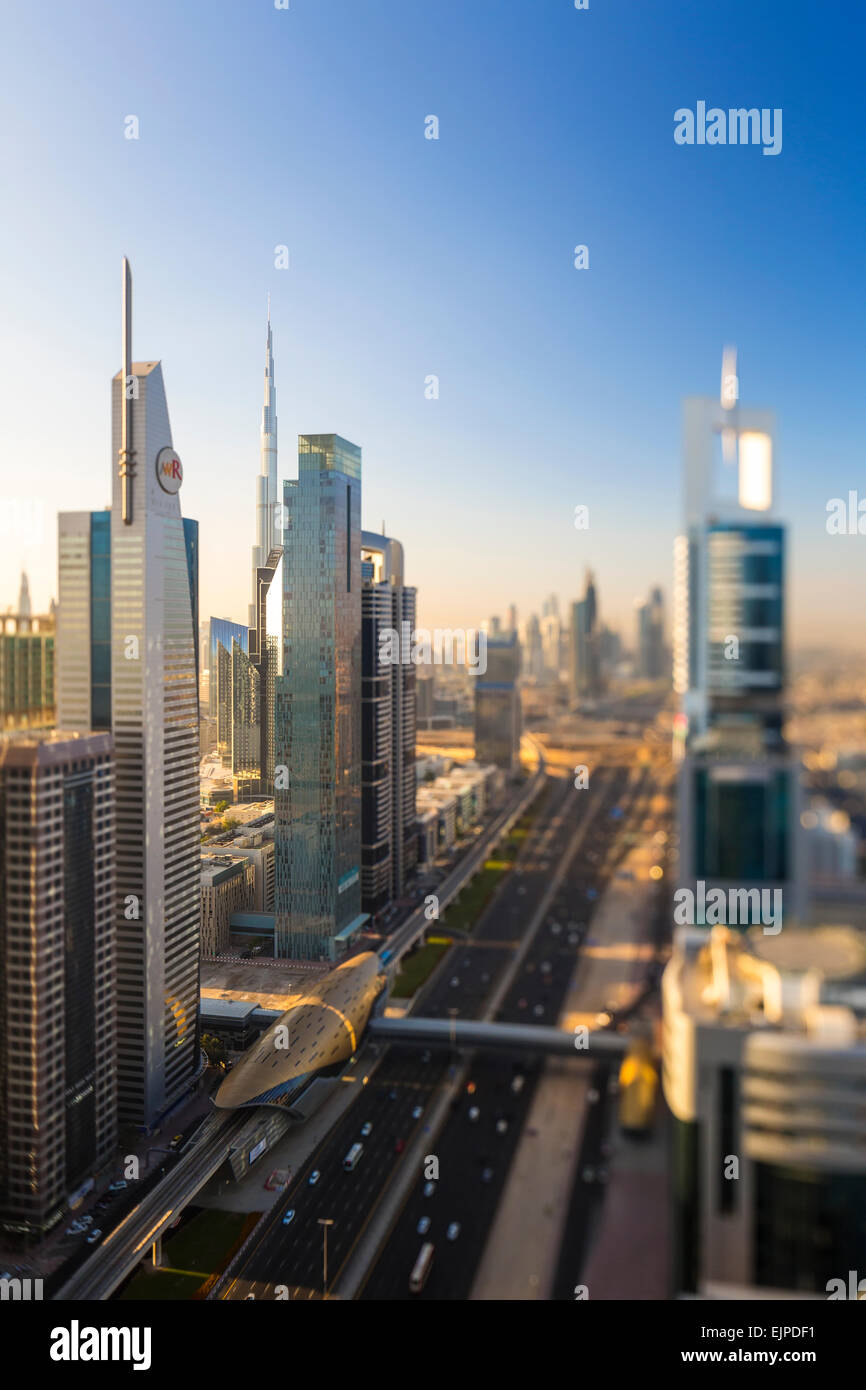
[86,1229,102,1245]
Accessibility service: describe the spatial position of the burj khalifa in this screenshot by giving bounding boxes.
[249,305,279,626]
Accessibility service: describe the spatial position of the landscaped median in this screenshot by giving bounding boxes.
[390,796,545,998]
[117,1208,258,1301]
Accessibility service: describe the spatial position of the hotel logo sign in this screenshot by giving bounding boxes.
[155,446,183,494]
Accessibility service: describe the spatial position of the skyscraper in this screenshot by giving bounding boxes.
[474,632,521,773]
[209,617,250,759]
[0,731,116,1235]
[663,924,866,1296]
[673,353,806,923]
[523,613,544,680]
[635,586,666,679]
[1,575,55,732]
[568,569,601,705]
[249,309,279,628]
[273,435,366,960]
[58,261,201,1127]
[361,530,417,914]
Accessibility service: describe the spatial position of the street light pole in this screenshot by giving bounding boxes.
[318,1217,334,1299]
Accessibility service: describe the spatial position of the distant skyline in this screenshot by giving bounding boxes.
[2,0,865,648]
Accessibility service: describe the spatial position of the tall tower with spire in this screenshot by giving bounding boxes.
[250,305,279,626]
[58,258,201,1127]
[17,572,31,622]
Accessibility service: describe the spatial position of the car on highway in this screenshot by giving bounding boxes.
[468,1106,480,1122]
[309,1170,321,1186]
[361,1121,373,1137]
[481,1167,494,1183]
[446,1222,461,1242]
[511,1075,524,1095]
[449,977,459,988]
[517,997,527,1010]
[421,1050,431,1064]
[282,1209,295,1225]
[395,1138,405,1154]
[533,1004,545,1017]
[411,1105,423,1120]
[86,1229,102,1245]
[496,1118,508,1135]
[582,1166,596,1183]
[423,1181,436,1197]
[388,1090,397,1101]
[416,1216,431,1235]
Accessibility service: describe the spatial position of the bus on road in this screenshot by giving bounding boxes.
[343,1142,364,1171]
[409,1242,434,1293]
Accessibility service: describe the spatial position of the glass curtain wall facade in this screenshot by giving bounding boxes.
[274,435,364,960]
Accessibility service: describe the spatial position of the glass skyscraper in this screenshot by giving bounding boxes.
[273,435,366,960]
[360,531,417,914]
[674,379,806,924]
[209,617,249,758]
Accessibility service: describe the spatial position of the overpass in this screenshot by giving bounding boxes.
[369,1015,630,1057]
[53,1110,252,1301]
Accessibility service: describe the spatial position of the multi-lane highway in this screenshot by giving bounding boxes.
[359,765,642,1299]
[217,757,657,1300]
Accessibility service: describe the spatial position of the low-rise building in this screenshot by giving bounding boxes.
[200,853,256,958]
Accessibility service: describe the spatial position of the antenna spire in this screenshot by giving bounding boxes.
[119,257,136,525]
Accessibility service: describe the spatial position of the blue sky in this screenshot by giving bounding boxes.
[1,0,864,647]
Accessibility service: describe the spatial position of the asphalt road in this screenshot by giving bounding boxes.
[220,759,658,1301]
[358,765,639,1299]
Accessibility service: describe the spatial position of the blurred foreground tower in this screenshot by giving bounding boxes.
[673,353,806,924]
[664,925,866,1296]
[0,732,116,1235]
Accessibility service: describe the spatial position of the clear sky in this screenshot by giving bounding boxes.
[1,0,864,648]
